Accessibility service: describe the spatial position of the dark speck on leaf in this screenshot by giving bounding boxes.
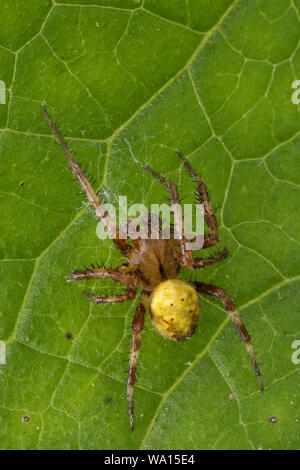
[66,331,74,340]
[22,415,30,423]
[269,416,278,424]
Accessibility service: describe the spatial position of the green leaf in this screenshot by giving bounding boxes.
[0,0,300,450]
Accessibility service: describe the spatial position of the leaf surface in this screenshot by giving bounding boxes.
[0,0,300,450]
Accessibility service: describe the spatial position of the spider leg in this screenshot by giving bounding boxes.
[127,293,147,430]
[42,106,130,256]
[176,152,219,249]
[69,266,134,284]
[192,248,229,268]
[69,266,137,304]
[194,281,264,392]
[82,285,136,304]
[143,165,193,268]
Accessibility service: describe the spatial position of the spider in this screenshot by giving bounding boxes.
[42,106,263,431]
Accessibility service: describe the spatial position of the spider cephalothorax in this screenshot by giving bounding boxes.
[43,107,263,431]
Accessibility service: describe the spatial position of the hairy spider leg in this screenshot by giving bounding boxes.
[82,285,136,304]
[42,106,130,256]
[72,266,148,429]
[127,293,147,430]
[69,267,138,303]
[143,164,228,269]
[194,281,264,392]
[176,151,219,249]
[192,249,229,268]
[143,165,194,268]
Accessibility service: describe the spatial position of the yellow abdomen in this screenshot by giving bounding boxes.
[149,278,201,341]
